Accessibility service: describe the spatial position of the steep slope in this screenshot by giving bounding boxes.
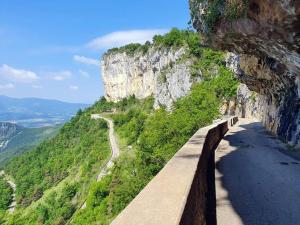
[0,124,61,166]
[102,29,210,110]
[1,105,111,224]
[0,29,239,224]
[189,0,300,147]
[0,122,22,152]
[72,30,239,224]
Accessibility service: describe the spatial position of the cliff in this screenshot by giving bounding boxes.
[101,43,198,110]
[190,0,300,148]
[0,122,21,152]
[101,29,238,111]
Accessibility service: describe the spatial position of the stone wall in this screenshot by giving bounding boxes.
[111,117,238,225]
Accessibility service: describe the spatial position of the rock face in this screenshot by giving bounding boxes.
[0,122,21,152]
[101,47,199,110]
[190,0,300,147]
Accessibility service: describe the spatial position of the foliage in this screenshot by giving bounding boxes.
[106,43,142,56]
[0,125,61,167]
[3,104,111,224]
[0,177,13,211]
[195,0,249,34]
[1,28,239,224]
[190,47,224,78]
[72,66,238,224]
[104,28,203,56]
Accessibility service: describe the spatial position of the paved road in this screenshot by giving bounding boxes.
[80,114,120,210]
[94,115,120,181]
[215,118,300,225]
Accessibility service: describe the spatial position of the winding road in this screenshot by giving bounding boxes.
[92,114,120,181]
[80,114,120,210]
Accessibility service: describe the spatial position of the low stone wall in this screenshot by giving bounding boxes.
[111,117,238,225]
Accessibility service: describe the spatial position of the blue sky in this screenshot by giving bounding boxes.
[0,0,190,103]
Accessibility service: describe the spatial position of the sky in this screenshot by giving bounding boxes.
[0,0,190,104]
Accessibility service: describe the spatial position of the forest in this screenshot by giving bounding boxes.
[72,30,238,223]
[0,29,238,224]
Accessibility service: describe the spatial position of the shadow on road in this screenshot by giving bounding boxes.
[215,121,300,225]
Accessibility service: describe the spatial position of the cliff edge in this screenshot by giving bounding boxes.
[190,0,300,147]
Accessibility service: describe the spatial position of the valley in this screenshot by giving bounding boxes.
[0,30,240,224]
[0,122,61,166]
[0,95,88,127]
[0,0,298,223]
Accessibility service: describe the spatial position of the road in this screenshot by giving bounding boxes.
[94,115,120,181]
[80,114,120,210]
[0,170,16,213]
[215,118,300,225]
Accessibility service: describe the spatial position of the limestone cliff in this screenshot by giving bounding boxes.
[190,0,300,147]
[101,46,200,110]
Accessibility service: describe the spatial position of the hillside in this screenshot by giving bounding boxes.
[72,30,238,224]
[0,29,239,224]
[102,28,226,110]
[0,95,88,127]
[0,124,61,166]
[0,122,22,152]
[1,104,111,224]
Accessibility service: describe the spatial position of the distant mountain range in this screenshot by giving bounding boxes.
[0,95,89,127]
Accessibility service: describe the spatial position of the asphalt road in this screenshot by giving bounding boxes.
[215,118,300,225]
[95,115,120,181]
[80,114,120,210]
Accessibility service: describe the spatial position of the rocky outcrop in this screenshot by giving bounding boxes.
[190,0,300,147]
[101,47,200,110]
[0,122,21,151]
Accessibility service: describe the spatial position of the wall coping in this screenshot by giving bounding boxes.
[111,117,238,225]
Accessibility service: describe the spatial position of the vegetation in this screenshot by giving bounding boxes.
[72,65,238,224]
[0,176,13,211]
[0,29,239,224]
[0,125,61,167]
[104,28,205,56]
[2,105,111,224]
[191,0,249,35]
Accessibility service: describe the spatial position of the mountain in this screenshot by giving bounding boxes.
[0,122,61,166]
[0,95,89,127]
[0,122,22,151]
[190,0,300,147]
[0,29,239,224]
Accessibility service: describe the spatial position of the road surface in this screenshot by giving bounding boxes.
[215,118,300,225]
[80,114,120,210]
[94,115,120,181]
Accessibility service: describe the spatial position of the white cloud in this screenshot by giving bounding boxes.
[69,85,79,90]
[30,46,79,55]
[47,70,72,81]
[32,85,43,89]
[86,29,168,50]
[73,55,99,66]
[0,83,15,89]
[79,70,90,78]
[0,64,39,83]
